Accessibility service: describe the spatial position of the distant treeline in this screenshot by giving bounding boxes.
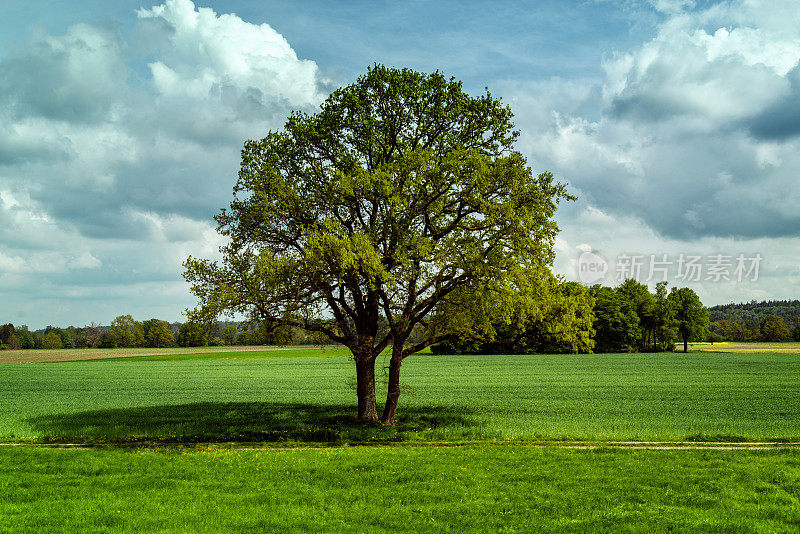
[434,280,708,354]
[707,300,800,342]
[4,294,796,353]
[0,316,325,350]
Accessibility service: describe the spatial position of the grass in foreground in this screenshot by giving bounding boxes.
[1,352,800,443]
[1,446,798,533]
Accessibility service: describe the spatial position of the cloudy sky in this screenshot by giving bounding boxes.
[1,0,799,329]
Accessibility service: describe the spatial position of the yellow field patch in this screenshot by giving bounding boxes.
[686,342,800,353]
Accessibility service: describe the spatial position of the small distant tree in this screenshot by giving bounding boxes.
[145,320,175,348]
[652,281,676,351]
[74,331,89,348]
[169,322,181,340]
[59,329,76,349]
[760,315,790,342]
[221,324,238,346]
[709,320,726,340]
[0,324,16,345]
[110,315,145,348]
[234,329,250,345]
[142,319,160,344]
[248,321,294,346]
[713,319,751,342]
[33,331,45,349]
[15,327,34,349]
[668,287,708,352]
[81,323,103,348]
[541,281,596,353]
[99,330,118,348]
[616,279,655,351]
[706,330,725,343]
[43,332,63,349]
[6,333,21,350]
[177,322,207,347]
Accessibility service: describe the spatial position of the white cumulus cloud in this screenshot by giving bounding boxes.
[138,0,322,107]
[0,0,324,327]
[511,0,800,241]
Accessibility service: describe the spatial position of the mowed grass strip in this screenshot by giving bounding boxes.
[1,446,799,533]
[1,352,800,443]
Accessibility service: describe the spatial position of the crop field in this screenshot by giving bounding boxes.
[1,348,800,531]
[0,344,346,364]
[2,351,800,443]
[686,341,800,353]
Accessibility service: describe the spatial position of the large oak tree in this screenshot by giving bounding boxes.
[184,65,571,423]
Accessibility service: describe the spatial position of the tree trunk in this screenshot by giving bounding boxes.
[382,352,403,425]
[683,336,688,353]
[355,355,379,422]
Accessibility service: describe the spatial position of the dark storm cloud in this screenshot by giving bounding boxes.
[0,135,72,166]
[746,66,800,141]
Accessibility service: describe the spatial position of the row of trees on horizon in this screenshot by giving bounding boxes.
[0,280,696,354]
[433,280,708,355]
[0,317,321,351]
[2,289,798,353]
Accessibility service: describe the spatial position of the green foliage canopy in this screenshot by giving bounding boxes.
[183,65,571,422]
[177,322,208,348]
[42,332,62,350]
[759,315,791,342]
[433,280,595,355]
[0,324,16,345]
[16,327,34,349]
[145,320,175,348]
[110,315,144,348]
[668,287,709,352]
[590,285,641,353]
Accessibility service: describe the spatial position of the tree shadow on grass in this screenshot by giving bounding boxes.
[25,402,479,445]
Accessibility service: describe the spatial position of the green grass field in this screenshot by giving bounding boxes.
[2,446,799,533]
[2,350,800,531]
[1,351,800,443]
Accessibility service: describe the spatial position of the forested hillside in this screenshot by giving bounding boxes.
[708,300,800,324]
[707,300,800,341]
